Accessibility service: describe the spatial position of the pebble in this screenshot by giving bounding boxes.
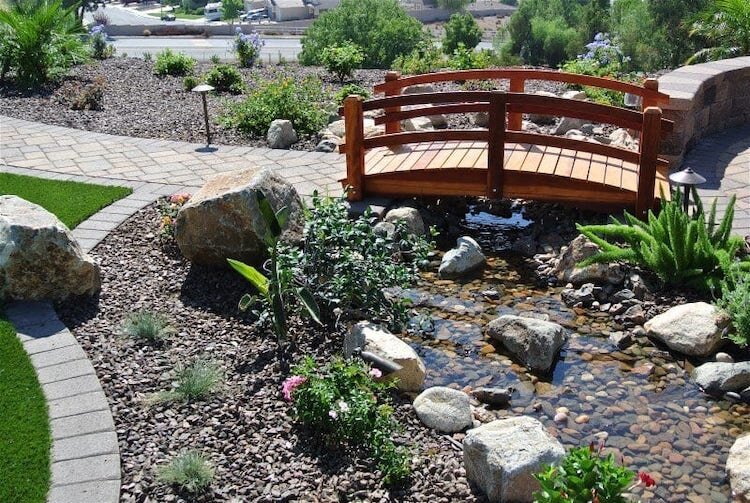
[574,414,590,424]
[554,412,568,423]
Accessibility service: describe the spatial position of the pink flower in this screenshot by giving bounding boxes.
[169,193,191,204]
[281,375,307,402]
[369,368,382,379]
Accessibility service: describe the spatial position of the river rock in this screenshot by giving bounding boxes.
[413,386,473,432]
[345,321,426,392]
[401,116,434,132]
[315,138,339,153]
[383,207,426,236]
[486,315,566,375]
[463,416,565,502]
[561,283,597,307]
[692,362,750,394]
[0,196,100,301]
[471,387,512,407]
[553,116,587,136]
[439,236,486,278]
[175,168,304,266]
[716,352,735,363]
[553,234,625,286]
[473,111,489,128]
[644,302,729,357]
[562,90,587,101]
[609,128,637,149]
[728,434,750,502]
[266,119,298,149]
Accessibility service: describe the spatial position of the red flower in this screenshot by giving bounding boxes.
[638,471,656,487]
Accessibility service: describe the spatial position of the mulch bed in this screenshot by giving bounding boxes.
[57,204,487,503]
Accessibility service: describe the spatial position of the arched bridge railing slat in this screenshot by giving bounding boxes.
[372,103,490,126]
[363,129,490,150]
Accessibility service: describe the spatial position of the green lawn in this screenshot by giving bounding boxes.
[0,173,132,229]
[0,319,52,503]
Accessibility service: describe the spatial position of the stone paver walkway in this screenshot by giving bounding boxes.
[682,123,750,237]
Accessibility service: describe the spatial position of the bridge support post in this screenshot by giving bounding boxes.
[487,92,506,199]
[636,106,662,218]
[344,95,365,201]
[508,77,524,131]
[384,71,402,135]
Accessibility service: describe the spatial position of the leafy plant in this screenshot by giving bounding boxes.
[120,310,174,344]
[334,83,370,106]
[91,10,109,26]
[0,0,88,88]
[156,450,214,493]
[561,33,631,106]
[209,54,220,65]
[299,0,427,69]
[182,74,199,92]
[203,63,245,93]
[534,444,640,502]
[286,356,411,485]
[443,11,482,55]
[143,51,152,62]
[153,359,223,403]
[57,75,106,110]
[228,191,321,369]
[447,44,496,70]
[220,0,242,23]
[392,40,446,75]
[232,27,264,67]
[321,42,363,82]
[717,267,750,347]
[688,0,750,63]
[89,24,113,60]
[153,48,196,76]
[437,0,474,9]
[221,76,329,136]
[577,191,750,293]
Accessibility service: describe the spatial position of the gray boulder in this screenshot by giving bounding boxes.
[401,116,434,132]
[553,234,625,286]
[471,387,512,407]
[439,236,486,278]
[413,386,473,433]
[561,90,587,101]
[0,196,100,301]
[561,283,597,307]
[553,116,588,136]
[728,434,750,502]
[383,207,426,236]
[473,111,489,128]
[692,362,750,394]
[266,119,298,149]
[644,302,729,357]
[609,128,637,149]
[463,417,565,503]
[175,168,304,266]
[486,315,566,375]
[315,138,339,153]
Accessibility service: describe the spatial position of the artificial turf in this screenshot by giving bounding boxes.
[0,318,52,503]
[0,172,132,229]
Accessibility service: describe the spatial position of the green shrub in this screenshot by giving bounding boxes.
[203,63,245,93]
[437,0,473,9]
[443,11,482,55]
[448,44,496,70]
[688,0,750,63]
[717,268,750,347]
[156,451,214,493]
[154,48,196,76]
[0,0,88,88]
[152,359,223,403]
[89,25,114,60]
[334,83,370,105]
[300,0,427,69]
[120,310,174,343]
[221,76,329,136]
[530,17,582,67]
[392,40,446,75]
[182,74,199,92]
[321,42,363,82]
[286,357,411,485]
[577,191,750,293]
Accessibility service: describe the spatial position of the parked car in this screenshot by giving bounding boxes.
[242,8,267,21]
[204,2,222,21]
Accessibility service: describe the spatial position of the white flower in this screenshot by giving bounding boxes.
[328,409,338,420]
[337,400,350,413]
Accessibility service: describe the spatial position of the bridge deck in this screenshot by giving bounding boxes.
[350,141,670,206]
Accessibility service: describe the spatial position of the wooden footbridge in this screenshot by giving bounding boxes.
[339,69,674,217]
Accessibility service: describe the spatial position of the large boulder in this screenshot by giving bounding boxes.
[486,315,566,375]
[439,236,486,279]
[0,196,100,301]
[175,168,304,266]
[383,207,426,236]
[553,234,625,286]
[463,416,565,503]
[345,321,426,392]
[266,119,298,149]
[413,386,473,433]
[728,434,750,502]
[692,362,750,394]
[644,302,729,357]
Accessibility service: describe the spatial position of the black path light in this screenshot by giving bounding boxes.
[192,83,215,147]
[669,167,707,213]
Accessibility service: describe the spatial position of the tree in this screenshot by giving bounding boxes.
[221,0,242,24]
[437,0,473,10]
[299,0,427,69]
[321,42,364,82]
[688,0,750,63]
[442,11,481,55]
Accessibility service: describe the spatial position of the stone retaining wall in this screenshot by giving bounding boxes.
[659,56,750,166]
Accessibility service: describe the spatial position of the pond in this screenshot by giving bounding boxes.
[400,205,748,502]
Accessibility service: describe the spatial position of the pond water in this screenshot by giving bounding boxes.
[401,205,749,502]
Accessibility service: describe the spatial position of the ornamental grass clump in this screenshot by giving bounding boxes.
[152,359,223,403]
[284,357,411,485]
[156,450,214,493]
[120,310,174,344]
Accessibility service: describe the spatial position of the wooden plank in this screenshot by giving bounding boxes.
[507,99,643,131]
[554,149,577,178]
[506,131,641,165]
[588,154,608,184]
[505,143,531,171]
[411,141,447,171]
[459,142,485,168]
[344,96,365,201]
[364,148,389,175]
[521,144,545,173]
[374,103,489,125]
[397,147,430,173]
[426,142,456,171]
[570,151,593,181]
[537,146,561,175]
[620,162,639,191]
[603,157,624,189]
[364,129,489,149]
[444,146,470,169]
[636,107,662,217]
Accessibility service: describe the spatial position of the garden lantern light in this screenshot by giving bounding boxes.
[192,84,215,147]
[669,167,707,213]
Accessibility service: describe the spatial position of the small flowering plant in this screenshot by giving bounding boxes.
[232,27,264,68]
[158,193,191,238]
[534,441,655,502]
[284,356,411,485]
[89,24,114,60]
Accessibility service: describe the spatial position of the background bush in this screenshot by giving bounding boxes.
[203,64,245,93]
[334,83,370,105]
[442,11,481,55]
[154,48,196,76]
[300,0,427,69]
[392,41,446,75]
[321,42,363,82]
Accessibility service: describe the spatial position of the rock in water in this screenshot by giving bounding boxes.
[644,302,729,357]
[413,386,473,433]
[439,236,486,278]
[463,416,565,502]
[383,207,426,236]
[553,234,624,286]
[486,315,566,375]
[692,362,750,394]
[471,387,512,407]
[0,196,100,301]
[266,119,298,149]
[175,168,304,266]
[345,321,426,392]
[728,434,750,502]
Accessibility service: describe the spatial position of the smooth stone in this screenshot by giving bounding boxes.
[692,362,750,394]
[413,386,473,433]
[645,302,729,357]
[439,236,486,279]
[727,434,750,502]
[383,206,426,236]
[266,119,298,149]
[486,315,567,375]
[471,387,512,407]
